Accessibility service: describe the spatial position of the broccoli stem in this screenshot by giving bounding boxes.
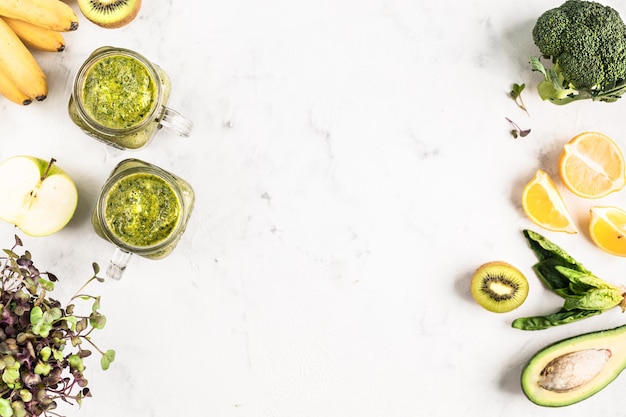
[531,56,626,104]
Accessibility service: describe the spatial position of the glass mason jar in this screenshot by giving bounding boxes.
[68,46,193,150]
[92,158,195,280]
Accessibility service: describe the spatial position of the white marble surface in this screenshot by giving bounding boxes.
[5,0,626,415]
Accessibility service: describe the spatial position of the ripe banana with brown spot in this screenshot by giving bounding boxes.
[0,17,47,101]
[0,66,31,105]
[0,0,79,32]
[2,16,65,52]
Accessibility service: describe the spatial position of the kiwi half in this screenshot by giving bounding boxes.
[77,0,142,29]
[470,261,529,313]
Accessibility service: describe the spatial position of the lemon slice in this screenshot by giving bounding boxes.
[559,132,626,199]
[522,169,577,234]
[589,206,626,256]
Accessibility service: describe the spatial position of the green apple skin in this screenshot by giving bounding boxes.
[0,156,78,237]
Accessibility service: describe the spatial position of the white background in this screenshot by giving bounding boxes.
[3,0,626,415]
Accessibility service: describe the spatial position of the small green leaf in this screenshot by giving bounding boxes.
[32,320,51,338]
[10,401,25,417]
[34,361,52,376]
[529,56,547,77]
[89,312,106,330]
[68,354,84,372]
[76,317,88,333]
[510,83,525,99]
[48,307,62,321]
[31,308,57,337]
[2,366,20,388]
[36,278,54,291]
[30,306,52,337]
[92,296,101,312]
[2,356,15,367]
[63,315,77,331]
[16,333,34,345]
[18,390,31,403]
[29,306,43,325]
[78,349,91,358]
[52,349,64,361]
[39,346,51,361]
[3,249,18,259]
[0,398,13,417]
[101,349,116,370]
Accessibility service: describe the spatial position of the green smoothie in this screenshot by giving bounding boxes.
[103,172,181,248]
[81,54,157,130]
[69,47,187,150]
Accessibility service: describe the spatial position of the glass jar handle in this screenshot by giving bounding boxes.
[107,248,133,280]
[159,106,193,137]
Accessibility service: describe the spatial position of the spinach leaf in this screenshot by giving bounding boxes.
[532,259,573,293]
[555,266,616,291]
[523,229,590,273]
[513,230,625,330]
[512,308,602,330]
[563,288,623,311]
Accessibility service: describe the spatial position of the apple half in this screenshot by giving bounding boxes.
[0,156,78,237]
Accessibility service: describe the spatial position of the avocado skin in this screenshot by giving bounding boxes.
[521,323,626,407]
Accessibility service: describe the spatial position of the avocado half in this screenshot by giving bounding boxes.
[521,324,626,407]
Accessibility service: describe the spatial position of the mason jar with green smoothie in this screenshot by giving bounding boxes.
[68,46,193,150]
[93,158,195,279]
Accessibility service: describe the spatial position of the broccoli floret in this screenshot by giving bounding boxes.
[531,0,626,104]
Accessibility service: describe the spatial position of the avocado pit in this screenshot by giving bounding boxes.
[538,349,611,393]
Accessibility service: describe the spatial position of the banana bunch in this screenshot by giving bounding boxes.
[0,0,79,106]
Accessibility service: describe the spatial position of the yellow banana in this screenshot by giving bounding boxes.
[0,65,31,105]
[0,18,47,101]
[2,16,65,52]
[0,0,79,32]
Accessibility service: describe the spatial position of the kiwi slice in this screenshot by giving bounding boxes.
[470,261,529,313]
[77,0,142,29]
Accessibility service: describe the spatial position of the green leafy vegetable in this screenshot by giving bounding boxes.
[0,236,115,416]
[510,83,529,115]
[530,0,626,105]
[514,308,602,331]
[512,230,626,330]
